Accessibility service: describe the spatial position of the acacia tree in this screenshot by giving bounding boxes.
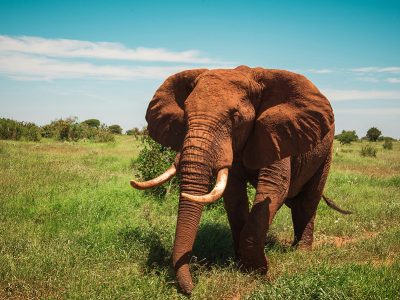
[366,127,382,142]
[126,127,140,136]
[335,130,358,145]
[82,119,100,128]
[109,124,122,134]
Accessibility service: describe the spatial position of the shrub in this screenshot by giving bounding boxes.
[126,127,140,136]
[366,127,381,142]
[335,130,358,145]
[0,118,41,141]
[44,117,76,141]
[22,122,42,142]
[82,119,100,128]
[126,127,148,139]
[360,145,377,157]
[134,133,178,198]
[0,118,23,140]
[109,124,122,135]
[94,125,115,143]
[383,138,393,150]
[41,117,114,143]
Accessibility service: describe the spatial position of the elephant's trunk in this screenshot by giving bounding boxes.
[172,121,218,294]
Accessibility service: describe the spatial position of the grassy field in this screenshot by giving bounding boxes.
[1,136,399,299]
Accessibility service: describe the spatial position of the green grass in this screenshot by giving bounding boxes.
[0,137,399,299]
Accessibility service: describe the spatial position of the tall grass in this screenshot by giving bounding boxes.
[0,138,399,299]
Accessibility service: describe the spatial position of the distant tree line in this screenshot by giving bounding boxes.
[335,127,395,143]
[126,126,148,139]
[0,117,131,142]
[334,126,395,151]
[1,118,397,149]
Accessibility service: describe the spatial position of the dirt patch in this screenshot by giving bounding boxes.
[314,231,378,248]
[371,254,396,267]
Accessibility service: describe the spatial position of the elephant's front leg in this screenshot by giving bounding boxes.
[223,162,249,260]
[239,158,290,273]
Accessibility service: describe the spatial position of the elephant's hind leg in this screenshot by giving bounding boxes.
[289,152,332,249]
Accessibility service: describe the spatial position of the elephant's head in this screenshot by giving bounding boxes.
[131,66,334,294]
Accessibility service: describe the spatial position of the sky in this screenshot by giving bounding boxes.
[1,0,399,138]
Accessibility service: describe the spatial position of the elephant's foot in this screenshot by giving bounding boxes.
[292,225,314,250]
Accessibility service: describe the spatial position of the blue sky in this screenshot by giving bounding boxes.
[1,0,399,137]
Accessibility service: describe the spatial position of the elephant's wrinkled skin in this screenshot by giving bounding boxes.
[131,66,350,294]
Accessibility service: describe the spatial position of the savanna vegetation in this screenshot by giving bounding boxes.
[0,117,123,143]
[0,133,399,299]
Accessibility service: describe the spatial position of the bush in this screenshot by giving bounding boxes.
[335,130,358,145]
[366,127,381,142]
[134,133,178,198]
[94,125,115,142]
[23,122,42,141]
[360,145,377,157]
[0,118,41,141]
[109,124,122,135]
[41,117,114,143]
[383,138,393,150]
[126,127,148,139]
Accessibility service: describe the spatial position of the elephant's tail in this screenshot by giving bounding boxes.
[322,194,352,215]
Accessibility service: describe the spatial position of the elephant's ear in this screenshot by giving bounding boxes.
[242,68,334,169]
[145,69,208,151]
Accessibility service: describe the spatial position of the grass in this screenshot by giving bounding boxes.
[0,137,399,299]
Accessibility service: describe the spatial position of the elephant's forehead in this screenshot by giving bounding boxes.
[197,69,251,87]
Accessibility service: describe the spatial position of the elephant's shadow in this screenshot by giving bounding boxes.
[118,222,292,274]
[192,223,235,267]
[192,223,292,268]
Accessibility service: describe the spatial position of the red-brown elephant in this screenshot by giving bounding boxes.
[130,66,350,294]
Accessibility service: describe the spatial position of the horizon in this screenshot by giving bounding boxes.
[1,1,400,138]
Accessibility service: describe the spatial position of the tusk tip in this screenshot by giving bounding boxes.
[130,180,144,190]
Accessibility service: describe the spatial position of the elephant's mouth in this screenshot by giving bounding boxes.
[130,162,229,204]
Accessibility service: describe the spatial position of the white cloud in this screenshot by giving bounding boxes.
[0,35,232,80]
[334,108,400,115]
[355,77,380,83]
[306,68,334,74]
[0,52,223,81]
[0,35,217,63]
[386,78,400,83]
[351,67,400,74]
[322,89,400,101]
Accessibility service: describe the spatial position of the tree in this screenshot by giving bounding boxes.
[82,119,100,128]
[366,127,382,142]
[335,130,358,145]
[126,127,140,136]
[109,124,122,134]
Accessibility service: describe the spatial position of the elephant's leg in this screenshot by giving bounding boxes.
[290,152,332,249]
[288,191,318,249]
[223,163,249,259]
[239,158,290,273]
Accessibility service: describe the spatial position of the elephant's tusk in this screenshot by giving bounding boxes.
[181,168,229,204]
[130,165,176,190]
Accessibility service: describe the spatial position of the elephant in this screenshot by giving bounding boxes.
[130,65,351,294]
